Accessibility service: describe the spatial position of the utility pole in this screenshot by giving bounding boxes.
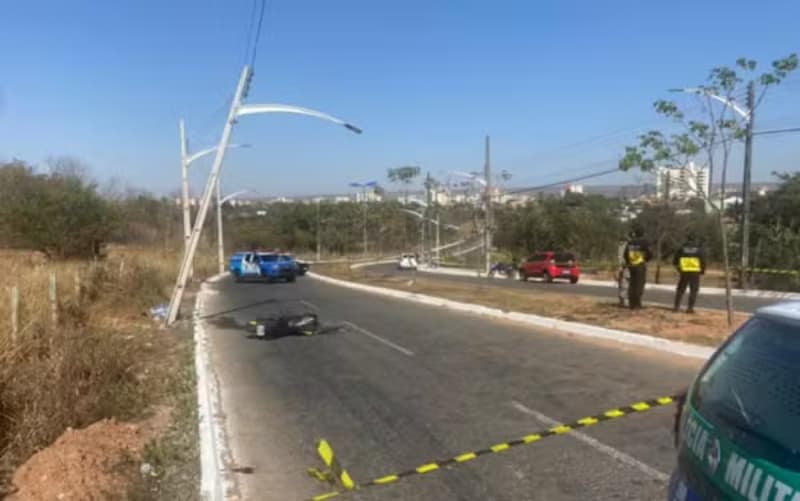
[362,187,368,256]
[316,199,322,261]
[179,120,191,253]
[216,179,225,274]
[425,172,433,263]
[484,135,492,275]
[166,66,253,325]
[740,81,755,290]
[435,213,441,266]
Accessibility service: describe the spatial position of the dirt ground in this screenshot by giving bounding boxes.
[321,265,749,346]
[8,408,170,501]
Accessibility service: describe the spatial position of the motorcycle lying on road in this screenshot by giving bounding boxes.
[487,262,517,279]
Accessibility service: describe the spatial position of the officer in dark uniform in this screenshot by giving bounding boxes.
[623,228,652,310]
[673,235,705,313]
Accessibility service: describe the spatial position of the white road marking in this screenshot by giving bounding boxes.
[510,400,669,482]
[299,300,319,311]
[342,321,415,357]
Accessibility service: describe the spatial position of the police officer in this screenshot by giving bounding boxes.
[616,237,630,307]
[673,234,705,313]
[624,228,652,310]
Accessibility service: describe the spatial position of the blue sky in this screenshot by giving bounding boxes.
[1,1,798,197]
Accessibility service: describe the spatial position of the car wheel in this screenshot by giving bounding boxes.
[544,271,553,283]
[519,270,528,281]
[570,277,578,284]
[234,274,242,283]
[287,274,296,283]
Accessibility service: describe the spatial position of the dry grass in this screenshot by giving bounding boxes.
[320,264,749,346]
[0,245,214,496]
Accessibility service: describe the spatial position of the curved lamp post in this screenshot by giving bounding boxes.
[167,65,363,325]
[670,86,753,288]
[179,122,249,262]
[349,181,378,255]
[400,208,458,264]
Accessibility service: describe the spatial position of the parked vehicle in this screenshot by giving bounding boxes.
[398,253,418,270]
[668,301,800,500]
[518,251,580,283]
[295,260,310,276]
[260,253,297,282]
[229,252,247,274]
[230,251,297,282]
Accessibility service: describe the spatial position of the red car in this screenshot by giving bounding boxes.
[518,251,580,284]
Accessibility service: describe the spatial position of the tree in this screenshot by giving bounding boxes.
[634,203,686,283]
[387,165,421,204]
[0,160,117,258]
[746,172,800,288]
[620,53,798,325]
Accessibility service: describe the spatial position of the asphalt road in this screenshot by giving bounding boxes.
[199,274,703,501]
[366,263,777,314]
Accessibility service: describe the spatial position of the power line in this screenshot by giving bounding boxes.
[753,126,800,136]
[241,0,258,66]
[507,166,621,195]
[249,0,268,69]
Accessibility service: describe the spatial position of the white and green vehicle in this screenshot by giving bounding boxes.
[669,302,800,500]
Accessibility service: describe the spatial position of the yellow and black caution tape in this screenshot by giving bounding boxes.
[745,267,799,276]
[308,395,678,500]
[307,440,356,492]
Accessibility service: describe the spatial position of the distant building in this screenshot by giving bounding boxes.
[656,162,710,202]
[561,183,584,196]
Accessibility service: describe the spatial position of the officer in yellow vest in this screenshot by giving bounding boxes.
[623,228,652,310]
[673,235,705,313]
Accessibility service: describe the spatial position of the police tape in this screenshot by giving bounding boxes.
[307,440,356,491]
[745,267,800,276]
[307,394,679,500]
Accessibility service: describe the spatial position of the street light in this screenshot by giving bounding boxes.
[670,86,754,288]
[167,65,363,325]
[179,119,250,275]
[215,189,256,274]
[349,181,378,256]
[399,208,457,265]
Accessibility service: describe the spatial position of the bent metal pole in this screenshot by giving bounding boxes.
[166,65,252,325]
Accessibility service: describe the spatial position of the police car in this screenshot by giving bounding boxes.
[669,301,800,500]
[229,251,297,282]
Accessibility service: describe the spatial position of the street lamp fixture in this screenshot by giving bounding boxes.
[668,87,750,120]
[167,65,364,325]
[669,85,755,289]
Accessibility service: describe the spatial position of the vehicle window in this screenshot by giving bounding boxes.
[555,253,575,263]
[279,255,292,261]
[532,253,546,262]
[260,254,278,262]
[691,316,800,468]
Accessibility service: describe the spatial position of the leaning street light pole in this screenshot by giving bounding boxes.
[670,86,754,288]
[166,65,362,325]
[178,121,249,272]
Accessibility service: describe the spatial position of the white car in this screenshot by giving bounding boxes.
[398,253,418,270]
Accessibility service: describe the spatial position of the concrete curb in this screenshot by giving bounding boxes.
[308,272,715,360]
[351,258,397,269]
[195,274,233,501]
[416,265,800,300]
[205,272,230,284]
